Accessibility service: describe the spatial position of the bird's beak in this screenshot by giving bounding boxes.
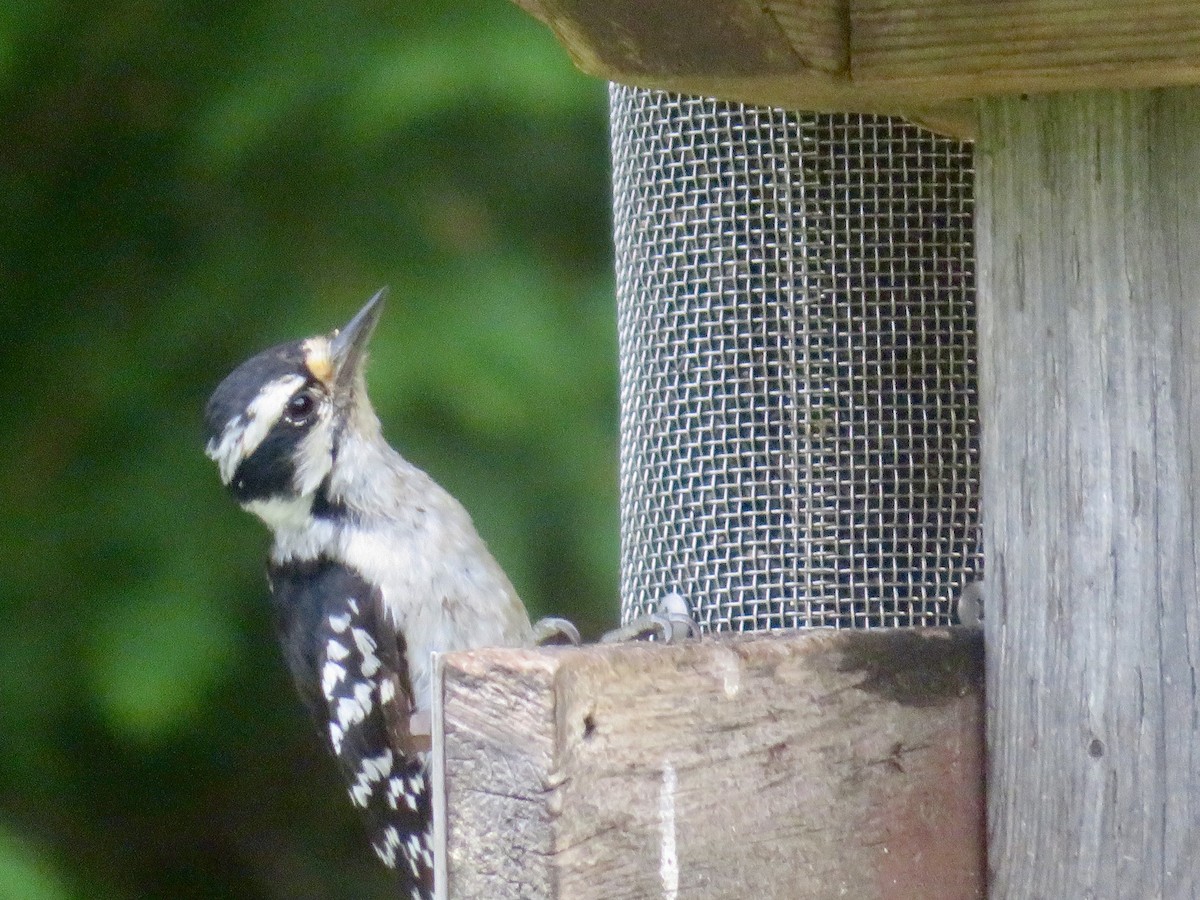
[330,288,386,403]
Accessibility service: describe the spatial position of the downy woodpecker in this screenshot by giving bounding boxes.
[204,290,553,898]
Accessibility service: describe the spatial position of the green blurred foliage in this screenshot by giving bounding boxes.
[0,824,73,900]
[0,1,614,896]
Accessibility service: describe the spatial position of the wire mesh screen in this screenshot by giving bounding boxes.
[611,86,979,633]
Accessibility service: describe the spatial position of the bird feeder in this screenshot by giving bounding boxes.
[432,2,1200,897]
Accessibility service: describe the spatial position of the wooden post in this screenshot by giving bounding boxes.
[435,629,984,899]
[977,88,1200,897]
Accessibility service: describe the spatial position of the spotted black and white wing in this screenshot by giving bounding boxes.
[268,558,433,899]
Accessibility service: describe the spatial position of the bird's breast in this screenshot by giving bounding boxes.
[338,521,533,711]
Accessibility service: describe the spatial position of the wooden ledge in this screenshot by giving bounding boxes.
[513,0,1200,138]
[433,627,984,899]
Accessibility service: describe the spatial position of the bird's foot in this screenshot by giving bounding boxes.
[532,616,582,646]
[599,593,701,644]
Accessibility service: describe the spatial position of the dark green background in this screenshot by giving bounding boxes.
[0,2,615,896]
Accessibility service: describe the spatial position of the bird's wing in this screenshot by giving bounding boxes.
[316,582,434,894]
[270,558,433,896]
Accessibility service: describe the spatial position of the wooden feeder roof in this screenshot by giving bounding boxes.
[514,0,1200,135]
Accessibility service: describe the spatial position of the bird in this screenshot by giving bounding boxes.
[203,289,573,898]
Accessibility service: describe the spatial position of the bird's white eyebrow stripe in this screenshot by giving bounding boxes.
[208,373,306,484]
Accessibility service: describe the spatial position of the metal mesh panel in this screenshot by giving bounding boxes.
[611,86,979,632]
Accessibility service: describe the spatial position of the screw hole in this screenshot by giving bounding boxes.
[582,714,596,740]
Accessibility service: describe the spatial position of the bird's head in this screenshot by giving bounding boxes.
[204,289,385,528]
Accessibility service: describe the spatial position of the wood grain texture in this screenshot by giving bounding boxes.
[437,629,984,899]
[510,0,1200,136]
[977,88,1200,898]
[853,0,1200,96]
[513,0,817,77]
[435,651,561,898]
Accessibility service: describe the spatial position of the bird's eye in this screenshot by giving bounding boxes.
[284,389,320,426]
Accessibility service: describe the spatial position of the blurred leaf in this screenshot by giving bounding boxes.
[345,16,599,141]
[86,586,240,742]
[0,1,54,83]
[0,825,74,900]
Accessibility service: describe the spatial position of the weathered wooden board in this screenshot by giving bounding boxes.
[977,87,1200,897]
[512,0,1200,136]
[853,0,1200,98]
[434,628,984,899]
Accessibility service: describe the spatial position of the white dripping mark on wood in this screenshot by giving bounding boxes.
[659,761,679,900]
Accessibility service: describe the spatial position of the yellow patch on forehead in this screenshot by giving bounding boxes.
[302,337,334,385]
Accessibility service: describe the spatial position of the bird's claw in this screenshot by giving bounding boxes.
[532,616,582,646]
[599,593,700,644]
